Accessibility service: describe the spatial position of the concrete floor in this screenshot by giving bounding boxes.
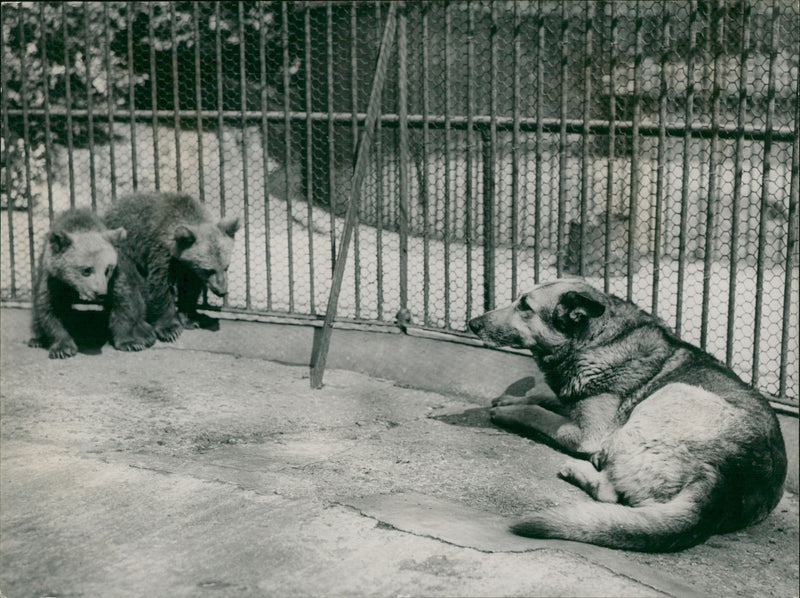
[1,307,798,597]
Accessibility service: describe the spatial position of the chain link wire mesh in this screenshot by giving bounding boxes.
[1,1,798,403]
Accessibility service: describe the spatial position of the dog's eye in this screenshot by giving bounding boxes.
[81,267,94,277]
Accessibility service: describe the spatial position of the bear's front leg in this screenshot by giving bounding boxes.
[153,305,183,342]
[31,306,78,359]
[146,262,183,342]
[109,257,159,351]
[175,269,219,331]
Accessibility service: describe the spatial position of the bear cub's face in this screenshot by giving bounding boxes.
[48,227,127,301]
[173,216,241,296]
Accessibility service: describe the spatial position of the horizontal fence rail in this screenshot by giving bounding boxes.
[1,0,798,405]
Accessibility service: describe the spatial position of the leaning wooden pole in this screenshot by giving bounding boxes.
[310,2,399,389]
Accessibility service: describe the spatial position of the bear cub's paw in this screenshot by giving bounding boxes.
[179,312,220,331]
[113,322,157,352]
[48,338,78,359]
[155,321,183,342]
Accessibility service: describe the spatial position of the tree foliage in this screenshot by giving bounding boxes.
[1,1,295,207]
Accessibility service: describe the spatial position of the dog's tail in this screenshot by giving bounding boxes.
[511,481,713,552]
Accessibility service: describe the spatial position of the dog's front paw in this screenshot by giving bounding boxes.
[492,394,528,407]
[49,338,78,359]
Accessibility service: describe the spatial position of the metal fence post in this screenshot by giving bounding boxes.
[481,127,495,311]
[398,5,409,312]
[310,2,399,389]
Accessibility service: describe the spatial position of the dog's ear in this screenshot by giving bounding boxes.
[554,290,605,333]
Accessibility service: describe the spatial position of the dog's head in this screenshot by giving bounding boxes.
[468,280,607,355]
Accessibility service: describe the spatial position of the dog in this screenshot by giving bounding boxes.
[468,279,786,552]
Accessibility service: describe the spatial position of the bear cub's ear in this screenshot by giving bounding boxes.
[103,227,127,245]
[174,225,196,250]
[48,230,73,253]
[218,215,241,239]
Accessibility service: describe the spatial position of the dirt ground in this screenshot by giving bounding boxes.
[1,307,798,597]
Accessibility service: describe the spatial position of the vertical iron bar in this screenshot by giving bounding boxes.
[0,31,16,296]
[375,1,384,319]
[239,1,251,309]
[83,2,97,211]
[326,4,336,275]
[481,128,495,311]
[604,1,617,294]
[304,6,315,313]
[259,1,272,309]
[466,1,474,314]
[579,2,593,278]
[752,0,780,387]
[127,2,138,189]
[350,2,360,318]
[653,0,669,316]
[780,73,799,398]
[701,0,724,350]
[103,3,117,203]
[282,2,294,312]
[215,3,227,310]
[676,0,697,337]
[194,2,205,202]
[535,0,543,284]
[171,2,182,191]
[40,2,55,220]
[18,11,36,292]
[511,1,520,297]
[311,2,398,388]
[627,1,642,302]
[556,1,568,278]
[726,2,750,367]
[421,2,430,325]
[398,5,410,314]
[443,3,451,327]
[63,3,76,207]
[148,1,159,189]
[484,1,498,311]
[215,1,226,216]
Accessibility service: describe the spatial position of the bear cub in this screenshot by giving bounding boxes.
[104,192,240,347]
[29,209,126,358]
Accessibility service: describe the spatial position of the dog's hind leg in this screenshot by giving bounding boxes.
[559,460,618,503]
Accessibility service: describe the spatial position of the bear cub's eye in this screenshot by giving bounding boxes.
[202,268,215,278]
[81,267,94,277]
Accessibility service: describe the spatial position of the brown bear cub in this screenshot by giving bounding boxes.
[104,192,240,347]
[29,209,127,358]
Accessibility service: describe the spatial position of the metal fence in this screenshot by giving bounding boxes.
[1,1,798,403]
